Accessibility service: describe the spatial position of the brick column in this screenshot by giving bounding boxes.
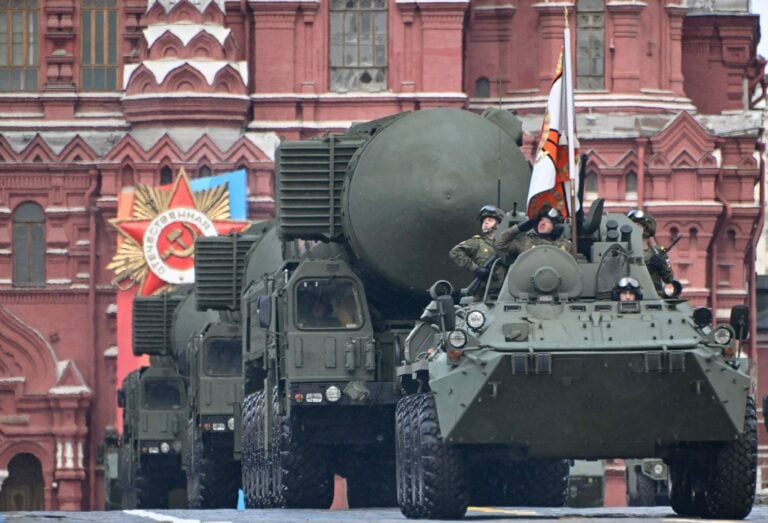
[606,1,646,93]
[251,1,301,92]
[417,2,469,92]
[533,2,575,92]
[665,4,687,96]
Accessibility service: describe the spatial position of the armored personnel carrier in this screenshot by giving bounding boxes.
[188,108,533,508]
[397,210,755,519]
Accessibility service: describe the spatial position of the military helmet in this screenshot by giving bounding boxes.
[477,204,505,223]
[612,276,643,300]
[536,205,563,225]
[627,209,656,238]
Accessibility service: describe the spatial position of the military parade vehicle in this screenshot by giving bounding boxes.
[188,108,534,508]
[118,287,216,508]
[625,458,668,506]
[396,208,755,519]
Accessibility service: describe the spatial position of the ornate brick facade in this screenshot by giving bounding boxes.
[0,0,763,510]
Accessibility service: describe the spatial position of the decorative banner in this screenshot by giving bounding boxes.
[108,168,250,296]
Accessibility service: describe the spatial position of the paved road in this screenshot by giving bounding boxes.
[4,506,768,523]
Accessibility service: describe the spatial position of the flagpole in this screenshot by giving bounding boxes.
[563,8,578,257]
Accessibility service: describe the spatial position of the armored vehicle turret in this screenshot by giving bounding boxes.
[396,209,755,519]
[188,108,534,508]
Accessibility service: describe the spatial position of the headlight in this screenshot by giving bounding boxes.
[227,417,235,431]
[713,327,732,345]
[448,330,467,348]
[325,386,341,402]
[466,310,486,330]
[653,464,664,476]
[160,442,170,454]
[212,423,226,431]
[306,392,323,403]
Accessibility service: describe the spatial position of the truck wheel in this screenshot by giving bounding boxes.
[119,445,138,509]
[241,391,259,507]
[346,454,397,508]
[198,441,241,508]
[395,392,468,520]
[514,459,569,507]
[668,462,703,517]
[253,390,276,508]
[135,472,167,508]
[186,436,204,509]
[272,399,333,508]
[468,460,515,506]
[626,466,657,506]
[700,396,757,519]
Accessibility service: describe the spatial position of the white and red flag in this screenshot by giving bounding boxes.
[527,18,580,219]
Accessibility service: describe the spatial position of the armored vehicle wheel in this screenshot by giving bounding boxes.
[626,468,656,506]
[346,453,397,508]
[119,445,138,509]
[395,393,468,519]
[135,471,168,508]
[700,396,757,519]
[252,390,277,508]
[241,391,259,507]
[271,397,334,508]
[514,459,569,507]
[188,436,241,509]
[668,462,705,517]
[468,460,516,506]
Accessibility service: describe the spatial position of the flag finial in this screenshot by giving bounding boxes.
[564,7,569,28]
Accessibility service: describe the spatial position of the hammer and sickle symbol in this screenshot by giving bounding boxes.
[161,223,198,260]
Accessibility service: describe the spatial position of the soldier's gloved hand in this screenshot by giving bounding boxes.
[648,254,665,271]
[474,267,490,279]
[517,219,535,232]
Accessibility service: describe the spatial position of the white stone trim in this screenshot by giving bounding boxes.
[104,346,118,358]
[249,196,276,203]
[148,0,225,12]
[50,385,91,395]
[144,23,231,47]
[123,60,248,89]
[249,91,467,100]
[47,278,73,284]
[46,248,69,255]
[70,284,89,290]
[0,119,128,128]
[76,240,91,246]
[45,206,87,214]
[106,303,118,315]
[0,377,25,383]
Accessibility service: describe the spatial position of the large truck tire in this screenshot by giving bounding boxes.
[514,459,570,507]
[272,397,333,508]
[135,471,167,508]
[668,462,704,517]
[241,391,259,507]
[395,393,468,520]
[119,445,138,509]
[700,396,757,519]
[189,439,240,509]
[252,390,277,508]
[626,465,657,507]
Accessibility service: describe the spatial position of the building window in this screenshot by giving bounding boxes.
[160,166,173,185]
[475,77,490,98]
[81,0,118,91]
[198,165,211,178]
[329,0,387,92]
[13,202,45,287]
[0,0,38,92]
[585,172,598,200]
[625,171,637,201]
[576,0,604,90]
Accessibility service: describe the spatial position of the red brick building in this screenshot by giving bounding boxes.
[0,0,763,511]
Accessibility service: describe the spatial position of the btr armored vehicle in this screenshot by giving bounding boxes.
[397,210,754,520]
[188,108,534,508]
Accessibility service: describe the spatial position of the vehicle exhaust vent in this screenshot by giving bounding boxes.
[195,233,260,311]
[276,136,366,242]
[133,293,185,356]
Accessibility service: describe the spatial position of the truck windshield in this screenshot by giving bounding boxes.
[141,379,182,410]
[205,339,242,376]
[296,279,363,330]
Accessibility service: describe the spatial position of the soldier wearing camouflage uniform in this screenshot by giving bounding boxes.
[627,209,674,292]
[450,205,506,294]
[496,205,571,260]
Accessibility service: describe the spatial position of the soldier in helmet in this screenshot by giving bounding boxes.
[496,205,571,261]
[612,276,643,302]
[627,209,674,292]
[450,205,506,293]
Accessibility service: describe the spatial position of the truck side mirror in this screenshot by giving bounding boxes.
[730,304,749,340]
[117,389,125,408]
[436,295,456,332]
[258,295,272,329]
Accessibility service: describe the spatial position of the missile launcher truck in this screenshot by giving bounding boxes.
[187,108,534,508]
[118,286,217,508]
[397,209,755,519]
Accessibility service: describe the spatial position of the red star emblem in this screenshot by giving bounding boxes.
[110,171,249,295]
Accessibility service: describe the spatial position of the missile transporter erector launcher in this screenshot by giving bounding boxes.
[397,210,755,519]
[190,108,535,508]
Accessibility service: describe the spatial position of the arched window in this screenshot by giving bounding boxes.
[0,1,39,92]
[81,0,118,91]
[13,202,45,287]
[475,77,490,98]
[198,165,212,178]
[160,165,173,185]
[576,0,604,90]
[329,0,387,92]
[585,172,598,199]
[625,172,637,201]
